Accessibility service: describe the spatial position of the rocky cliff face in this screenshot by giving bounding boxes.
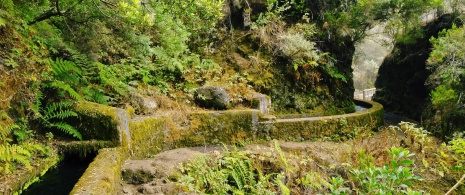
[373,14,461,136]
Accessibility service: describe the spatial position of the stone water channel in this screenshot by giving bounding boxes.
[9,96,384,195]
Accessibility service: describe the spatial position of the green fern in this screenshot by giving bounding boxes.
[0,143,31,175]
[81,86,111,105]
[0,142,50,175]
[42,101,77,120]
[49,122,82,140]
[45,58,84,101]
[49,81,83,101]
[31,97,82,140]
[97,63,129,96]
[31,90,43,114]
[0,111,17,142]
[0,123,18,142]
[49,58,82,83]
[224,150,257,192]
[276,173,291,195]
[274,140,290,170]
[0,111,50,175]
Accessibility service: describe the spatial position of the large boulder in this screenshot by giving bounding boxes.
[194,86,231,110]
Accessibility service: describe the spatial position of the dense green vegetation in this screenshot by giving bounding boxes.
[425,22,465,138]
[1,0,465,194]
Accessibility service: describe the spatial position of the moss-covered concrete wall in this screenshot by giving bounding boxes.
[128,110,260,159]
[1,152,60,195]
[128,100,382,159]
[72,101,131,144]
[69,99,383,194]
[63,102,130,195]
[129,116,166,159]
[70,148,123,195]
[262,99,384,141]
[167,110,260,147]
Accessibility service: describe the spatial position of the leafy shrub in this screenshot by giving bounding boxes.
[351,148,424,194]
[431,85,458,107]
[446,138,465,173]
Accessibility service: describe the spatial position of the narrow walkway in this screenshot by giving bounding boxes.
[383,112,418,126]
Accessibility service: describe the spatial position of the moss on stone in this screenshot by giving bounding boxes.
[65,100,383,195]
[167,110,259,147]
[57,140,117,158]
[72,101,120,142]
[6,151,61,195]
[129,117,165,159]
[70,148,123,195]
[264,100,383,141]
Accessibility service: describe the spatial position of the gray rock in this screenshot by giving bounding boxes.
[122,160,157,184]
[129,92,158,115]
[251,93,271,115]
[194,86,231,110]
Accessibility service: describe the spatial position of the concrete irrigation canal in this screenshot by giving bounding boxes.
[6,97,384,195]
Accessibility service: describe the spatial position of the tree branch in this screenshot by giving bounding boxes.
[28,8,62,25]
[28,0,84,25]
[99,0,116,8]
[445,173,465,195]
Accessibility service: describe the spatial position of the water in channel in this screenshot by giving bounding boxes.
[21,153,95,195]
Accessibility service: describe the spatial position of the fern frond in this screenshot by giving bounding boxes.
[91,90,110,105]
[31,90,43,113]
[0,124,18,141]
[50,81,83,101]
[12,144,32,157]
[24,142,49,157]
[50,58,82,80]
[0,144,33,174]
[52,110,78,120]
[43,101,77,120]
[50,122,82,140]
[43,102,59,120]
[224,151,256,192]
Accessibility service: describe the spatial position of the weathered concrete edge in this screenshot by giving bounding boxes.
[274,99,382,123]
[263,99,384,140]
[68,102,131,195]
[70,148,123,195]
[73,101,131,144]
[1,152,61,195]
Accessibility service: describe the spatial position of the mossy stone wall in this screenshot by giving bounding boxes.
[263,100,384,141]
[69,99,383,193]
[62,102,131,195]
[1,152,60,195]
[73,102,120,141]
[129,116,166,159]
[128,110,260,159]
[168,110,260,147]
[128,100,382,159]
[70,148,123,195]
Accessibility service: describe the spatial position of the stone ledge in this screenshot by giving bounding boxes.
[0,152,60,195]
[70,148,123,195]
[263,99,384,141]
